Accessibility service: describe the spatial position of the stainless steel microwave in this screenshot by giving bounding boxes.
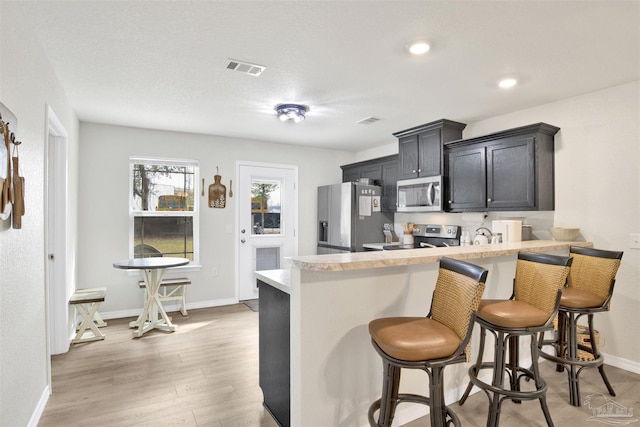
[397,176,443,212]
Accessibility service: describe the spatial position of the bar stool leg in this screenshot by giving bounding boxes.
[377,361,400,426]
[429,366,446,427]
[566,312,581,406]
[460,325,487,405]
[508,336,521,403]
[530,337,554,427]
[555,313,568,372]
[584,314,615,398]
[487,330,508,427]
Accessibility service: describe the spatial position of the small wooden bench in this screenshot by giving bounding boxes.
[69,287,107,344]
[138,277,191,316]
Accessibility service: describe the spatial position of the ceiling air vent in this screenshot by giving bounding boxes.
[356,116,381,125]
[226,58,266,76]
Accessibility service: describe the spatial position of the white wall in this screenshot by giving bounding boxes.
[77,123,355,315]
[0,3,80,426]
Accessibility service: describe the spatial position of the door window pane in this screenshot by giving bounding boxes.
[251,180,281,235]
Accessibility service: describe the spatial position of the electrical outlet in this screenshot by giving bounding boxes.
[630,233,640,249]
[212,267,218,276]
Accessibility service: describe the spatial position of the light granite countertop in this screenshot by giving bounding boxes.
[288,240,592,272]
[255,269,290,294]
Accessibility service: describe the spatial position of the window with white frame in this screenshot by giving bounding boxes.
[130,157,199,262]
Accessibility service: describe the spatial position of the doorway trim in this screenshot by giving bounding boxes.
[44,105,70,368]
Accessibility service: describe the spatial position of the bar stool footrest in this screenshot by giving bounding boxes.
[539,347,604,369]
[368,393,461,427]
[467,363,548,402]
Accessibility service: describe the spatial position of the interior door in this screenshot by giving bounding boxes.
[237,162,297,301]
[45,105,71,358]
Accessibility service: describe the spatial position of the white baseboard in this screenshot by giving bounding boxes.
[28,385,50,427]
[98,298,239,320]
[602,352,640,374]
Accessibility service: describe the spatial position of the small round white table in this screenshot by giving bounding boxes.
[113,257,190,337]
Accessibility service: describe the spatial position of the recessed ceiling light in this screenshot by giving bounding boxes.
[407,41,430,55]
[498,78,518,89]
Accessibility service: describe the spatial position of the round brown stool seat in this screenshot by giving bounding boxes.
[368,257,488,427]
[559,287,605,309]
[477,299,549,328]
[369,317,462,362]
[539,246,623,407]
[459,251,572,427]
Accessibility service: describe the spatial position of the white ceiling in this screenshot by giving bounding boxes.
[18,0,640,152]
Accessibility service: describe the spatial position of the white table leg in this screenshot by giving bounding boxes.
[133,267,177,337]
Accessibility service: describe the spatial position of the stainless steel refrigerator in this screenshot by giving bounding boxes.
[317,182,392,254]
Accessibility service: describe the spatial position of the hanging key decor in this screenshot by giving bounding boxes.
[11,139,24,229]
[0,102,24,227]
[0,114,11,221]
[208,166,227,208]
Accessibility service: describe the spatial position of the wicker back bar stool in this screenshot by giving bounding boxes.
[539,246,623,406]
[459,251,572,427]
[368,257,488,427]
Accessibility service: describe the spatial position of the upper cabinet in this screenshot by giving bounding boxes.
[341,154,399,212]
[393,119,467,180]
[445,123,560,212]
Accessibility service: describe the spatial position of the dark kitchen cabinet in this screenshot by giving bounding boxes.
[341,167,361,184]
[341,154,399,212]
[394,119,467,180]
[444,123,559,212]
[447,146,486,211]
[487,137,536,209]
[381,159,399,211]
[342,162,382,184]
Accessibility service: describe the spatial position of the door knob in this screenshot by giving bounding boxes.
[241,238,246,243]
[241,229,246,234]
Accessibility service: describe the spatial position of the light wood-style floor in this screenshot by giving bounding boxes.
[39,304,278,427]
[39,304,640,427]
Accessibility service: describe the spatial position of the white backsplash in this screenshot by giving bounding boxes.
[394,211,555,240]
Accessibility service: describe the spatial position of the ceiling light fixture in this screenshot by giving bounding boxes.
[498,78,518,89]
[408,41,430,55]
[275,104,308,123]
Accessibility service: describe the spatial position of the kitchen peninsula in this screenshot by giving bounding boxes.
[256,240,592,427]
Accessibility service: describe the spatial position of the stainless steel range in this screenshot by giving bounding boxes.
[383,224,461,250]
